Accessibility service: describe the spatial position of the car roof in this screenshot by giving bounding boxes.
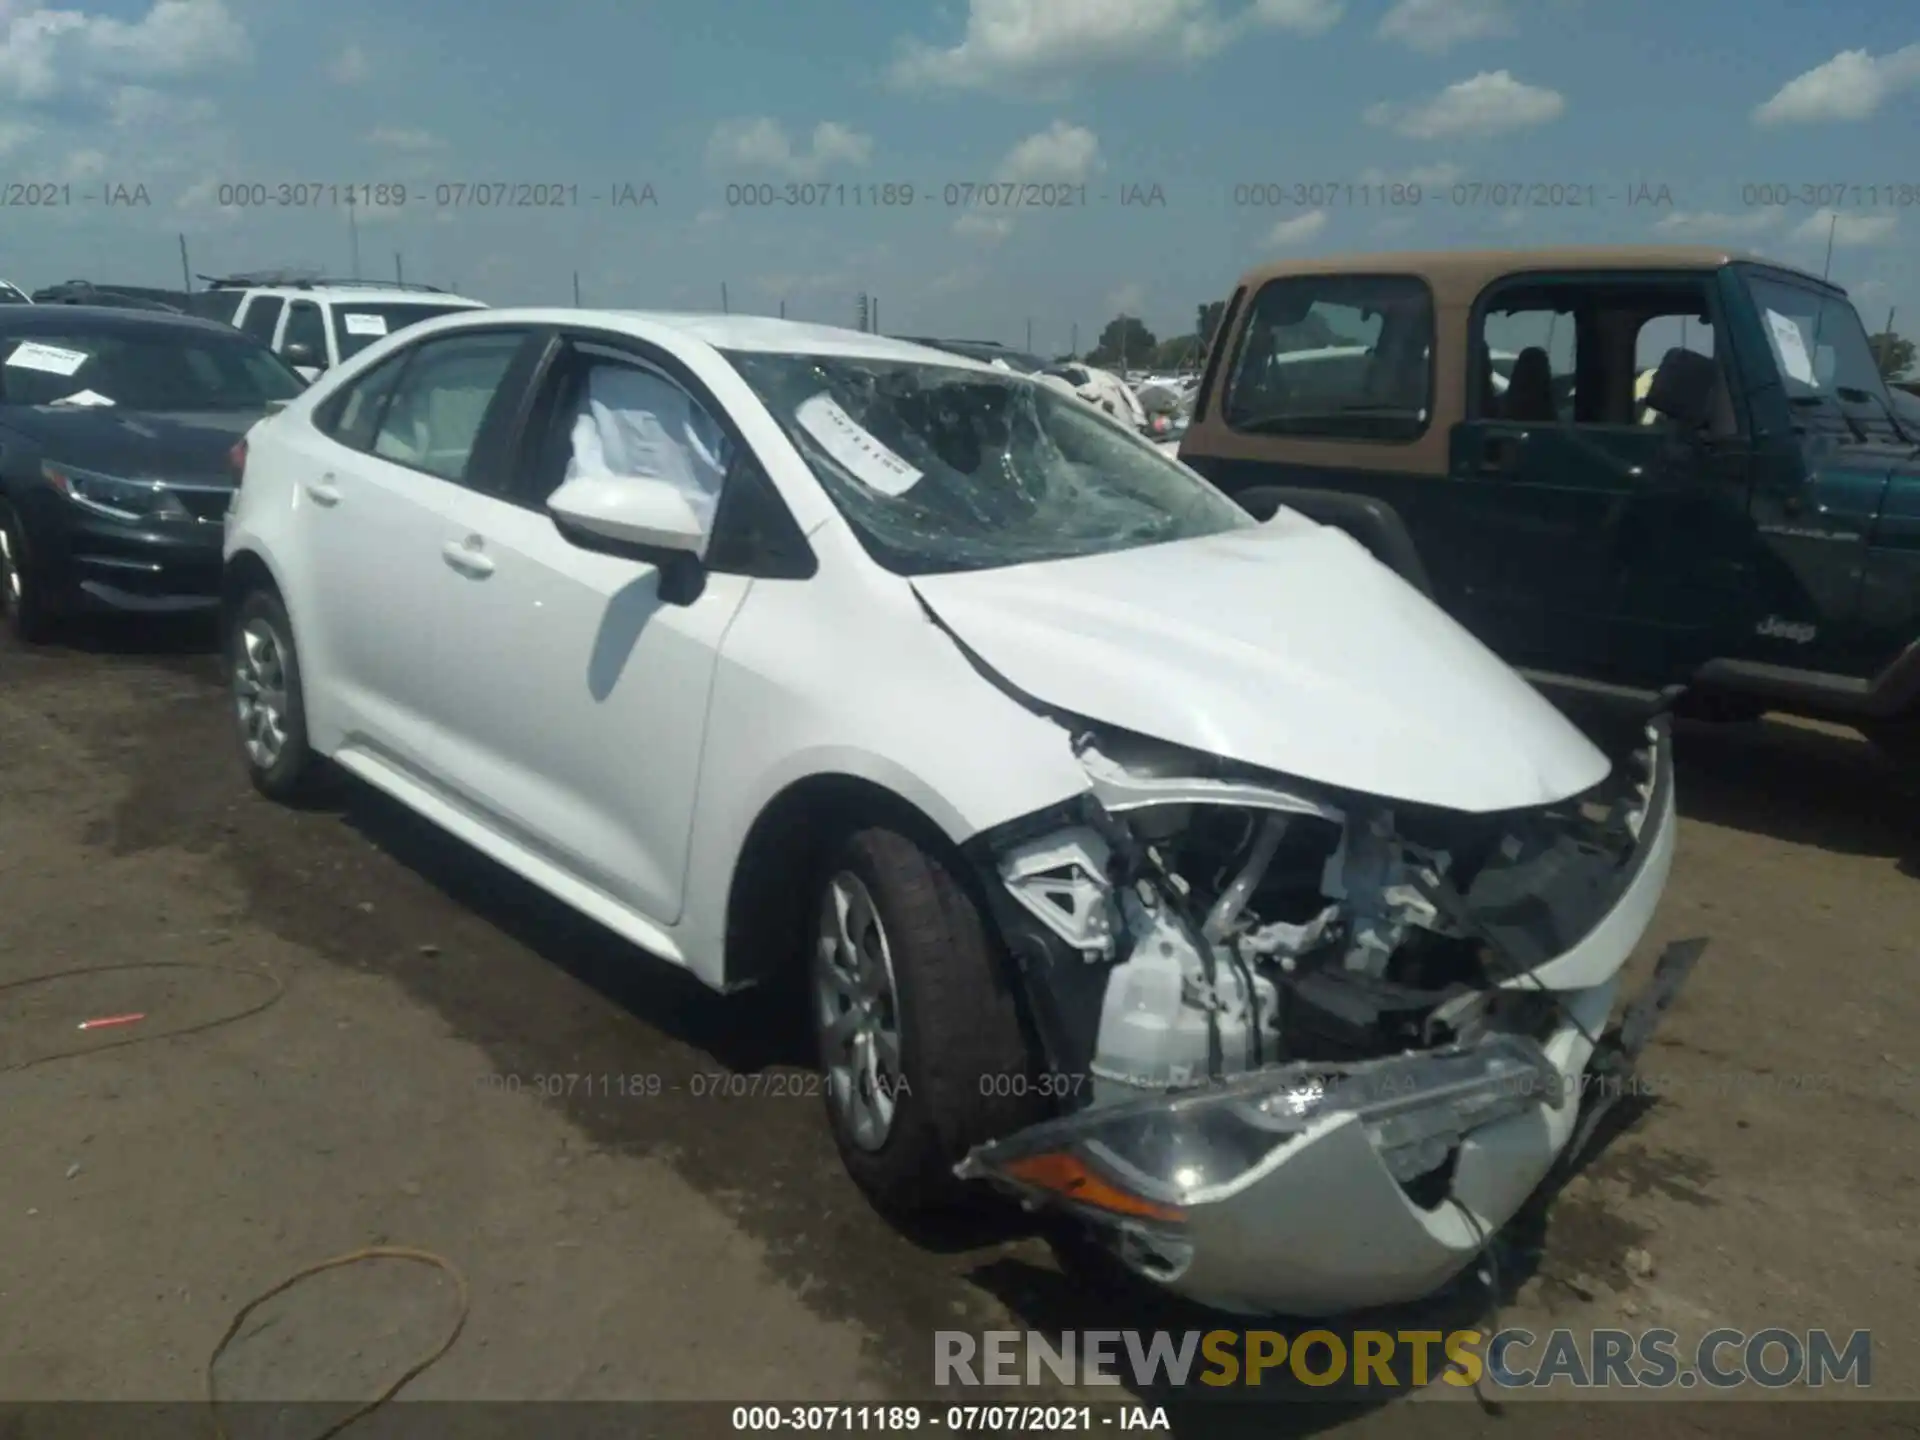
[410,308,1003,370]
[0,304,257,340]
[1231,245,1833,304]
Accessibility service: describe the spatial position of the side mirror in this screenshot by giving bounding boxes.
[1645,347,1718,431]
[283,341,316,364]
[547,472,711,602]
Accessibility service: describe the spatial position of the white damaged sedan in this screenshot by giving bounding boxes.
[222,311,1697,1316]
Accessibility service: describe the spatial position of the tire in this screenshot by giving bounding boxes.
[227,587,319,801]
[0,502,56,644]
[810,825,1046,1216]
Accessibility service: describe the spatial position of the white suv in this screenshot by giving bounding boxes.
[221,307,1688,1316]
[192,280,486,381]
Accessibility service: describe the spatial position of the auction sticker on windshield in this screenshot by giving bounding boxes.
[1764,310,1815,385]
[342,313,388,336]
[4,341,90,376]
[796,392,922,496]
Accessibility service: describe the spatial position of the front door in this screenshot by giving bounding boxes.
[418,334,752,926]
[1444,273,1755,686]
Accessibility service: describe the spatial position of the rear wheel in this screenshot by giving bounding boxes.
[0,502,55,644]
[810,826,1046,1215]
[228,588,319,801]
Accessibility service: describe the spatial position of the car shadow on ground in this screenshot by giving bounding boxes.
[1671,716,1920,872]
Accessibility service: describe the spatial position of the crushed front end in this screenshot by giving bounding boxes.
[958,718,1697,1316]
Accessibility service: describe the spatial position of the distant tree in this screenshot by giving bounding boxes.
[1090,315,1157,369]
[1871,330,1915,381]
[1151,335,1202,369]
[1197,300,1226,352]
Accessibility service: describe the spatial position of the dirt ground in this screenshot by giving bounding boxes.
[2,615,1917,1436]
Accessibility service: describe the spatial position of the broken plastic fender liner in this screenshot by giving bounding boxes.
[999,1152,1186,1223]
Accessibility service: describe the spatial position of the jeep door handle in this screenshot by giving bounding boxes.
[442,537,495,578]
[305,475,342,506]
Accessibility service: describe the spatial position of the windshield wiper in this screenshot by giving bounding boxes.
[1836,385,1920,455]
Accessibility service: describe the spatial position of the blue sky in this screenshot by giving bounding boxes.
[1,0,1915,353]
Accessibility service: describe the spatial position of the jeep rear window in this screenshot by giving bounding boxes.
[1223,275,1434,442]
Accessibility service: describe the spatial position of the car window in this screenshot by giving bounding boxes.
[1223,275,1433,441]
[371,331,523,481]
[533,356,733,527]
[315,352,410,451]
[1472,278,1732,433]
[282,301,327,365]
[239,296,284,345]
[0,328,306,409]
[1743,272,1901,442]
[334,303,482,362]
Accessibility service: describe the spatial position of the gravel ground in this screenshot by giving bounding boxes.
[2,616,1916,1437]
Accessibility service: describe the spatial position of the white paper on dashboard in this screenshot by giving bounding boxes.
[342,313,388,336]
[795,393,922,496]
[5,341,90,376]
[54,388,115,406]
[1764,310,1815,384]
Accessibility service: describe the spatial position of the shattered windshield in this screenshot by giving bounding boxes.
[725,351,1255,576]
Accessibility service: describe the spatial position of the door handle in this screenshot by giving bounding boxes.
[442,537,495,578]
[1478,433,1524,474]
[305,475,342,506]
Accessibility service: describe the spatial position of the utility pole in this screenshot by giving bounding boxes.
[347,197,362,279]
[573,271,581,306]
[873,296,879,333]
[721,282,730,314]
[395,253,404,284]
[1026,317,1033,353]
[1071,322,1078,360]
[779,298,786,319]
[178,234,191,292]
[1821,212,1838,281]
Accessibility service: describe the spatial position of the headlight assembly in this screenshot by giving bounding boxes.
[956,1033,1564,1224]
[43,460,192,523]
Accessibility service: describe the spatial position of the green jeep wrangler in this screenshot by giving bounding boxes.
[1177,245,1920,758]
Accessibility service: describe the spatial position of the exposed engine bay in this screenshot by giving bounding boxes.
[957,717,1691,1314]
[989,725,1659,1110]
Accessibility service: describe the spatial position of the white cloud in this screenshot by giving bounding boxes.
[1377,0,1514,53]
[886,0,1341,92]
[1754,44,1920,126]
[1357,160,1462,188]
[706,117,874,180]
[108,83,213,128]
[1364,70,1563,139]
[1654,210,1783,238]
[366,126,446,152]
[1790,209,1898,248]
[1268,209,1328,245]
[998,119,1102,184]
[0,119,36,156]
[0,0,248,103]
[954,212,1015,242]
[954,122,1102,242]
[327,43,369,85]
[1107,281,1147,315]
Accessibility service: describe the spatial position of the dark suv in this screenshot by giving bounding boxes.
[1177,245,1920,758]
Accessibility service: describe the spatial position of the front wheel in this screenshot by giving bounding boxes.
[810,826,1046,1216]
[228,588,319,801]
[0,503,55,644]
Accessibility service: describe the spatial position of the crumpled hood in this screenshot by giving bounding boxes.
[910,512,1611,814]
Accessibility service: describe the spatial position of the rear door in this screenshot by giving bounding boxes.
[292,327,533,774]
[1445,271,1755,684]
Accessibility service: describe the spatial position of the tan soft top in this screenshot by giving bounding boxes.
[1228,245,1831,306]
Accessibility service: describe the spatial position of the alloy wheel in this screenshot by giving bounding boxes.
[814,870,905,1151]
[233,617,290,769]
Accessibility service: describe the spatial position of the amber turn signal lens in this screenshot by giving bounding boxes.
[1000,1152,1186,1223]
